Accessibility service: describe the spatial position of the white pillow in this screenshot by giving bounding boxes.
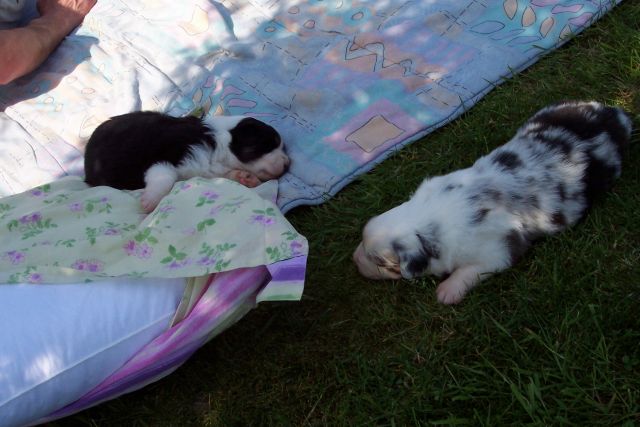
[0,278,186,427]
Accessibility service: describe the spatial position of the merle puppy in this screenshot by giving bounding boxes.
[353,101,632,304]
[84,112,290,212]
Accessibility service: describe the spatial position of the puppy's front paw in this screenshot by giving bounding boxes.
[140,189,166,213]
[436,280,466,305]
[225,169,262,188]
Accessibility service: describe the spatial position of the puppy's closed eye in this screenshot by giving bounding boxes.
[387,264,401,275]
[373,255,400,275]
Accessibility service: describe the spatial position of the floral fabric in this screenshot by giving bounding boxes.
[0,177,308,284]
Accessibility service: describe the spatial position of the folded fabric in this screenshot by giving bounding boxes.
[0,176,308,284]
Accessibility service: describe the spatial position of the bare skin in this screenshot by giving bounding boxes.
[0,0,96,84]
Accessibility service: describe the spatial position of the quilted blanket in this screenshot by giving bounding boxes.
[0,0,623,212]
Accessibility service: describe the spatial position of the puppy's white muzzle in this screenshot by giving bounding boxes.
[353,242,401,280]
[251,150,290,180]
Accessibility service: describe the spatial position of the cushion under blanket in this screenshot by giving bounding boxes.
[0,277,187,427]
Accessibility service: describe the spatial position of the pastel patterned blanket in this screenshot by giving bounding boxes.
[0,0,623,212]
[0,177,308,284]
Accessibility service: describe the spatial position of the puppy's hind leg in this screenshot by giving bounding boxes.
[141,162,178,213]
[436,265,488,305]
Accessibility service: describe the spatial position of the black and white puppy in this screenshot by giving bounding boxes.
[353,101,632,304]
[84,112,289,212]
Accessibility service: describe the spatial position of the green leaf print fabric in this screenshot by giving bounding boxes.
[0,177,308,284]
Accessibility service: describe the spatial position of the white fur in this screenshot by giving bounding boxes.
[142,162,179,213]
[139,115,289,212]
[204,115,289,181]
[354,101,631,304]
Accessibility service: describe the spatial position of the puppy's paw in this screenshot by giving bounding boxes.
[434,265,484,305]
[140,189,167,213]
[225,169,262,188]
[436,280,467,305]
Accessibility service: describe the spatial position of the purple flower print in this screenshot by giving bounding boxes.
[5,250,25,265]
[103,228,119,236]
[30,189,44,197]
[72,259,104,272]
[87,260,104,272]
[167,259,192,270]
[290,240,304,256]
[202,190,219,200]
[69,202,84,212]
[158,205,175,213]
[135,243,153,259]
[182,227,196,236]
[180,182,192,191]
[209,205,224,216]
[197,256,216,267]
[250,214,275,226]
[28,273,43,284]
[19,212,42,224]
[71,260,88,271]
[123,240,137,256]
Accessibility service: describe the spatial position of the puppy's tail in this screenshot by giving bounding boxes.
[608,106,633,151]
[582,105,632,203]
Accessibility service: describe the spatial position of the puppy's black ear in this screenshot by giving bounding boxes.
[393,233,440,279]
[229,118,281,162]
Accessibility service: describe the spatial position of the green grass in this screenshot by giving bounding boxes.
[55,2,639,426]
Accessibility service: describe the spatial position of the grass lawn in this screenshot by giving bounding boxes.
[57,1,639,425]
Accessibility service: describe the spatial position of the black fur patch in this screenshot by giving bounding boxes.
[582,153,618,208]
[443,183,462,192]
[532,131,572,155]
[532,103,630,146]
[471,208,490,224]
[417,232,441,260]
[556,183,566,202]
[84,112,214,189]
[504,230,531,264]
[393,228,441,278]
[393,241,429,277]
[468,188,502,204]
[551,212,567,227]
[493,151,523,170]
[483,188,502,202]
[229,117,282,163]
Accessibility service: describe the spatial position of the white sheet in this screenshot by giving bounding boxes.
[0,277,186,427]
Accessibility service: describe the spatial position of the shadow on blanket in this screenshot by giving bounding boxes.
[0,35,98,108]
